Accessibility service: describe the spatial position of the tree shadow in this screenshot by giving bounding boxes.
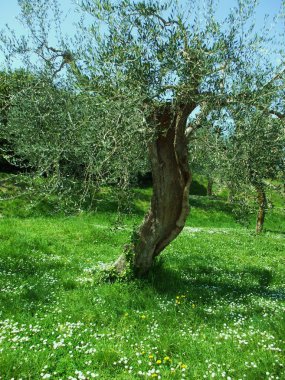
[265,229,285,236]
[146,262,284,304]
[189,180,207,196]
[190,196,235,216]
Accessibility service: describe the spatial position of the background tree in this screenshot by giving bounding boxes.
[1,0,284,276]
[221,108,285,233]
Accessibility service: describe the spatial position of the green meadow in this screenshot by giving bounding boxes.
[0,175,284,380]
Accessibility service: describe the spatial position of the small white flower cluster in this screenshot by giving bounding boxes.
[67,370,99,380]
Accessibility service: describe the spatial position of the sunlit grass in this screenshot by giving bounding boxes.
[0,174,284,379]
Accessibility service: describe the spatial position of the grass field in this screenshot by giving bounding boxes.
[0,174,284,380]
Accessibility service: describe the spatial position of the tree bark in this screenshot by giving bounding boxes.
[207,177,213,196]
[114,103,194,277]
[255,185,267,234]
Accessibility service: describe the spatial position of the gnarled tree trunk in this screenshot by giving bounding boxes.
[115,103,194,277]
[255,185,267,234]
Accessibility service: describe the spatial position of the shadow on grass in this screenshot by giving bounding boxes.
[147,261,284,303]
[0,189,148,219]
[190,196,234,216]
[93,188,151,217]
[189,180,207,196]
[265,229,285,235]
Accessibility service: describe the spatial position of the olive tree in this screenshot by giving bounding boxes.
[1,0,284,276]
[221,108,285,233]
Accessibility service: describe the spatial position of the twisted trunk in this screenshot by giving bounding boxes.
[115,103,194,277]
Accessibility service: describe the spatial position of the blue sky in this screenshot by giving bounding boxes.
[0,0,77,38]
[0,0,282,29]
[1,0,282,31]
[0,0,283,68]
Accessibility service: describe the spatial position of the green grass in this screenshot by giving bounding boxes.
[0,174,284,379]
